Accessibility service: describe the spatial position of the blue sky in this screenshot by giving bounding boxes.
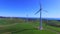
[0,0,60,18]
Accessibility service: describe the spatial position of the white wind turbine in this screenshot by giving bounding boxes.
[35,2,47,30]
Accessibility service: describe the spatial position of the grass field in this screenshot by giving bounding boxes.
[0,18,60,34]
[0,23,58,34]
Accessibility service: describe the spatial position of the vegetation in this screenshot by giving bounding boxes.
[0,17,60,34]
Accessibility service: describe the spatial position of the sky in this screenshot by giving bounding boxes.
[0,0,60,18]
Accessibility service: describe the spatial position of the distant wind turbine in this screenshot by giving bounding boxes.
[26,14,28,23]
[35,2,47,30]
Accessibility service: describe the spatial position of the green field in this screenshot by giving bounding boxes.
[0,18,60,34]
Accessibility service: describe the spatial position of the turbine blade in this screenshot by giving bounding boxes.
[34,8,42,15]
[34,2,42,15]
[34,10,40,15]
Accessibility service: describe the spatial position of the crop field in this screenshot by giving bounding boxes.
[0,18,60,34]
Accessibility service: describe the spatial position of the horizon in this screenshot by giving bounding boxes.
[0,16,59,19]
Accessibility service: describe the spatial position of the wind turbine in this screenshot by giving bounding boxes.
[35,2,47,30]
[26,14,28,23]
